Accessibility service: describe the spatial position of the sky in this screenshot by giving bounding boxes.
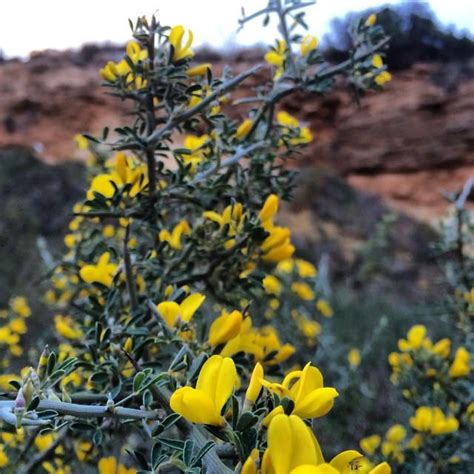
[0,0,473,58]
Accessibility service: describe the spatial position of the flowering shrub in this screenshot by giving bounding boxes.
[360,189,474,473]
[0,2,396,473]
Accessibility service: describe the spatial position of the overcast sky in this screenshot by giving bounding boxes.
[1,0,473,58]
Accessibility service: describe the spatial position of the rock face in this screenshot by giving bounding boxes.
[0,148,84,305]
[0,47,472,222]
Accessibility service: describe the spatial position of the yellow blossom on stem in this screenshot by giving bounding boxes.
[159,219,192,250]
[55,315,83,340]
[262,362,339,419]
[208,310,243,346]
[410,407,459,435]
[236,118,254,140]
[449,347,470,377]
[169,25,194,62]
[263,413,324,474]
[245,362,264,405]
[10,296,31,318]
[375,71,392,86]
[366,14,377,26]
[348,348,361,368]
[263,275,282,295]
[0,444,8,467]
[242,448,260,474]
[265,40,287,79]
[157,293,205,328]
[398,325,430,351]
[300,34,318,56]
[79,252,117,287]
[360,434,381,456]
[170,355,237,425]
[187,63,212,77]
[98,457,136,474]
[291,281,315,301]
[316,299,333,318]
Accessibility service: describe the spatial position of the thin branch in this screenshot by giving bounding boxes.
[146,64,262,145]
[123,225,139,313]
[20,429,68,474]
[0,400,159,422]
[191,141,266,183]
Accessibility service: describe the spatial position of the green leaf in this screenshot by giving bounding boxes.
[191,441,215,467]
[47,352,56,376]
[183,439,194,465]
[133,371,146,392]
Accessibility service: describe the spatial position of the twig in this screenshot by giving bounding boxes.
[0,400,159,422]
[20,429,68,474]
[191,141,266,183]
[123,225,139,313]
[146,65,262,145]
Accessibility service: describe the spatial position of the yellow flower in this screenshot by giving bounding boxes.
[180,134,210,172]
[242,448,260,474]
[386,424,406,444]
[296,259,317,278]
[398,325,429,351]
[360,435,381,456]
[74,134,88,150]
[100,61,118,82]
[79,252,117,287]
[170,355,237,425]
[301,34,318,57]
[348,348,361,368]
[316,299,333,318]
[298,318,321,342]
[187,63,212,77]
[0,444,8,468]
[126,40,147,64]
[236,118,253,139]
[375,71,392,86]
[328,451,391,473]
[245,362,264,405]
[88,153,148,200]
[9,318,27,335]
[169,25,194,62]
[263,414,324,474]
[98,456,136,474]
[35,433,56,452]
[263,362,339,419]
[159,220,191,250]
[449,347,470,378]
[261,226,295,262]
[366,14,377,26]
[157,293,205,328]
[75,441,93,462]
[263,275,282,295]
[291,281,315,301]
[55,315,83,340]
[259,194,279,222]
[265,40,287,79]
[372,54,384,69]
[277,111,313,145]
[10,296,31,318]
[407,433,423,450]
[432,338,451,358]
[410,407,459,436]
[208,310,243,346]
